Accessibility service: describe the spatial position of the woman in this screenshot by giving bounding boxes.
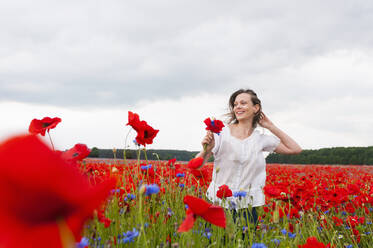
[196,88,302,226]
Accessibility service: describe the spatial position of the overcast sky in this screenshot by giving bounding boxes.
[1,1,372,152]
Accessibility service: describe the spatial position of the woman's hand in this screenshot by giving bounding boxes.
[258,112,275,129]
[202,131,215,152]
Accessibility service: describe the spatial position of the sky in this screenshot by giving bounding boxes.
[1,1,373,152]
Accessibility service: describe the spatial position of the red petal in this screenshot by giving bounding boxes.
[177,210,196,232]
[201,205,226,228]
[183,195,211,216]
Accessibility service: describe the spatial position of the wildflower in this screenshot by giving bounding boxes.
[28,117,62,136]
[271,239,281,245]
[178,195,226,232]
[251,243,267,248]
[281,229,287,235]
[0,134,116,248]
[234,191,247,198]
[298,236,333,247]
[288,232,296,238]
[61,143,91,162]
[176,173,185,178]
[204,117,225,135]
[122,228,139,243]
[187,157,204,169]
[141,164,152,170]
[76,237,89,248]
[179,184,185,188]
[127,194,136,200]
[216,185,233,199]
[126,111,159,146]
[145,184,160,196]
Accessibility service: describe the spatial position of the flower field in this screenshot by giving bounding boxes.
[79,158,373,248]
[1,113,372,248]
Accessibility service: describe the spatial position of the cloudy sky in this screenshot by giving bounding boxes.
[1,0,372,152]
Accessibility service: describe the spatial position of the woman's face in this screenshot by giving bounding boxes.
[233,93,259,122]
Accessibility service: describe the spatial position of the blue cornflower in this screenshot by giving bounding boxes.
[77,237,89,248]
[145,184,160,195]
[346,245,353,248]
[233,191,247,197]
[342,211,347,216]
[202,230,212,239]
[176,173,185,177]
[185,204,189,209]
[167,208,174,216]
[122,228,139,243]
[367,221,372,225]
[141,164,152,170]
[133,139,139,146]
[271,239,281,245]
[179,183,185,188]
[281,229,287,235]
[251,243,267,248]
[127,193,136,200]
[110,189,120,194]
[318,226,323,232]
[288,232,296,238]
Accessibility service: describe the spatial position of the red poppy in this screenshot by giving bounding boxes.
[177,195,226,232]
[216,184,233,199]
[62,144,91,162]
[126,111,141,131]
[298,237,333,248]
[0,134,116,248]
[135,120,159,146]
[29,117,62,136]
[187,157,204,170]
[126,111,159,147]
[204,117,224,134]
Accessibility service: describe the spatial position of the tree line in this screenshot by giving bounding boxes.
[266,146,373,165]
[89,146,373,165]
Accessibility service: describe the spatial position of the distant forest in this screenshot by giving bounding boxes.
[88,146,373,165]
[266,146,373,165]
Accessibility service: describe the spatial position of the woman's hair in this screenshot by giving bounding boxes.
[226,88,262,128]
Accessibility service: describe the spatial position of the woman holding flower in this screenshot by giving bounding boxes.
[196,88,302,225]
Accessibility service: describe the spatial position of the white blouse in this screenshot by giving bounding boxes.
[206,126,280,209]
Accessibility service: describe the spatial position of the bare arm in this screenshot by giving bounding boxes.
[195,131,215,167]
[259,113,302,155]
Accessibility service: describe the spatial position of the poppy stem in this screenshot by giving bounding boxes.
[203,143,207,152]
[47,131,55,151]
[57,218,75,248]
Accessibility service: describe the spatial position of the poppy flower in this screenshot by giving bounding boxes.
[0,134,116,248]
[126,112,159,147]
[29,117,62,136]
[216,185,233,199]
[204,117,224,134]
[135,121,159,146]
[187,157,204,170]
[177,195,226,232]
[298,236,333,248]
[62,144,91,162]
[126,111,141,132]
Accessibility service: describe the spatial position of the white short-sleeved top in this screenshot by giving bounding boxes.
[206,126,280,209]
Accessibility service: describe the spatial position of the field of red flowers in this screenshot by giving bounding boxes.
[79,158,373,247]
[1,113,372,248]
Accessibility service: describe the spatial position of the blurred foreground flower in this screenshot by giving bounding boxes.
[0,134,116,248]
[178,195,226,232]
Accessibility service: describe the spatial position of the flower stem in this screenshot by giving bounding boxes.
[47,131,55,151]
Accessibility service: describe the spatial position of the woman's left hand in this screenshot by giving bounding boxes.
[258,112,274,129]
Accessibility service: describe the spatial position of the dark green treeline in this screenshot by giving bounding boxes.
[89,146,373,165]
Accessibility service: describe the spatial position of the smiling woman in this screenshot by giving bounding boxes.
[195,88,302,227]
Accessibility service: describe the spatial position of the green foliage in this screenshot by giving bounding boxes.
[88,148,201,162]
[266,146,373,165]
[89,147,99,157]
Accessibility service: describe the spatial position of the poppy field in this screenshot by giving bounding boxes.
[78,159,373,248]
[0,113,372,248]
